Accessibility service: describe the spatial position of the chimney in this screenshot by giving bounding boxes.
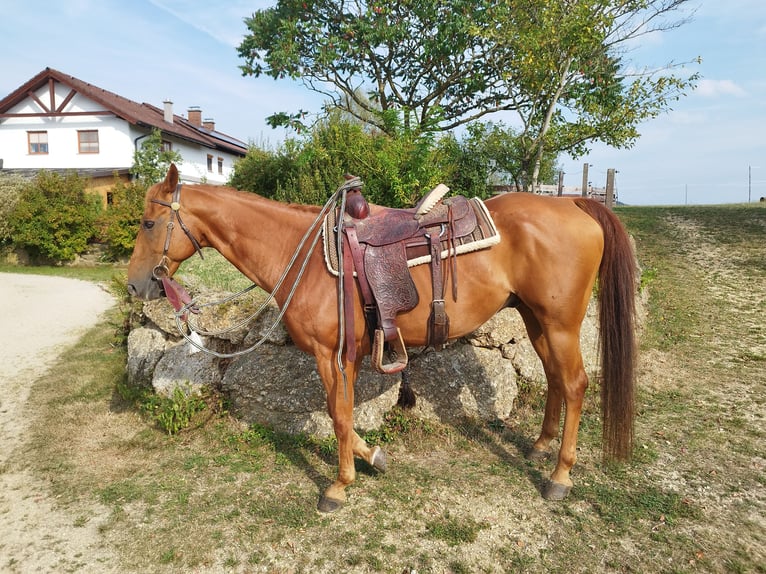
[202,118,215,131]
[163,99,173,124]
[187,106,202,127]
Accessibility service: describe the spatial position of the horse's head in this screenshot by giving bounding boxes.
[127,164,203,300]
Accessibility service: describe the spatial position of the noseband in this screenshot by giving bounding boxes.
[150,183,204,279]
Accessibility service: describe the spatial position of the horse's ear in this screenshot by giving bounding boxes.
[161,164,179,194]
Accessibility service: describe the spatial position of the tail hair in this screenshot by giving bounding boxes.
[396,367,417,409]
[574,198,637,460]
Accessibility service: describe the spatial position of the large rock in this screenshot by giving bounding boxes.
[404,344,517,424]
[152,341,222,396]
[126,325,168,388]
[127,288,606,436]
[221,345,400,436]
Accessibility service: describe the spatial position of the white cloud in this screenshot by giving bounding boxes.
[696,78,747,98]
[148,0,263,47]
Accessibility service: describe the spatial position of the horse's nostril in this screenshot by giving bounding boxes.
[127,284,138,297]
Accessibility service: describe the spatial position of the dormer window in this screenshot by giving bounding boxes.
[28,131,48,154]
[78,130,99,153]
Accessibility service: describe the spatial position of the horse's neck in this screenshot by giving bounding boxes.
[194,186,315,293]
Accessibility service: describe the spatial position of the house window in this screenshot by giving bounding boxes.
[78,130,99,154]
[161,140,173,152]
[207,154,213,172]
[28,131,48,154]
[217,157,223,175]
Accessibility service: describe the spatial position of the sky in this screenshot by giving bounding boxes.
[1,0,765,205]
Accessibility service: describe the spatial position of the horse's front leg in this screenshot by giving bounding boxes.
[314,353,386,513]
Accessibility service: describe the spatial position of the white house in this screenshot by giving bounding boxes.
[0,67,248,203]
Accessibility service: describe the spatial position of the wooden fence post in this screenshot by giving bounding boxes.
[606,168,615,208]
[581,163,589,197]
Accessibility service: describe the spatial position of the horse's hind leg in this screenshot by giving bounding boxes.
[545,347,588,501]
[518,306,588,500]
[352,431,387,472]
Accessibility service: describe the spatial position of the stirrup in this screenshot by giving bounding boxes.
[371,328,408,374]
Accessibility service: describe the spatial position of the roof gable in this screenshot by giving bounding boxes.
[0,67,247,156]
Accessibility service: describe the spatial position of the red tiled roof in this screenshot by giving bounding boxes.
[0,67,247,156]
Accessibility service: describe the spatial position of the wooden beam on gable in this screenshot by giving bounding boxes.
[57,89,77,113]
[48,78,56,112]
[27,91,50,113]
[0,110,113,119]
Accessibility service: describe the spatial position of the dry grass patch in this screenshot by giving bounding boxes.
[11,203,766,573]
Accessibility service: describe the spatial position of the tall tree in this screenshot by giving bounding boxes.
[237,0,512,134]
[486,0,699,189]
[131,129,183,185]
[238,0,697,189]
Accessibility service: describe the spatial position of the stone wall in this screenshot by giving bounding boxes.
[127,290,601,437]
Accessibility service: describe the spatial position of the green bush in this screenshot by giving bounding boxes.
[153,387,207,435]
[229,112,562,208]
[0,173,27,244]
[229,141,303,200]
[99,178,148,259]
[230,110,449,208]
[117,381,207,435]
[9,171,102,262]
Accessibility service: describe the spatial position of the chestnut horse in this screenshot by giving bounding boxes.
[127,165,636,512]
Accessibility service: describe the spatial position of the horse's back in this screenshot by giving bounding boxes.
[485,192,603,235]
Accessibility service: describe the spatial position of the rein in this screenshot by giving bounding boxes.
[158,178,362,384]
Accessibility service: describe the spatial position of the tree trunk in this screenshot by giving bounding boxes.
[530,57,573,191]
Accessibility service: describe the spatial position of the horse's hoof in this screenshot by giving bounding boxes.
[317,495,345,513]
[526,447,549,462]
[542,481,572,501]
[371,446,387,473]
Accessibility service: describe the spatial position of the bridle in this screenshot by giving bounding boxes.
[150,183,205,279]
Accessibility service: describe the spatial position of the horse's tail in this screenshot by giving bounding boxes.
[574,198,637,461]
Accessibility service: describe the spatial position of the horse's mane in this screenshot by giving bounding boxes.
[183,182,324,215]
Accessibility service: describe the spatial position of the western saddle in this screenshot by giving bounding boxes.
[333,179,499,374]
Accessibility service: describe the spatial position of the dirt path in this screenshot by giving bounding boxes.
[0,273,116,573]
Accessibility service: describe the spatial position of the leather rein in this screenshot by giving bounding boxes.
[144,178,359,383]
[150,183,205,279]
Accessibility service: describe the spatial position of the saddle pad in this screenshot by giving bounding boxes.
[322,197,501,277]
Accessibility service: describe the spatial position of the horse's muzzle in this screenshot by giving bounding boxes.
[127,277,163,300]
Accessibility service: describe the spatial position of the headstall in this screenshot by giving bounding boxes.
[150,183,205,279]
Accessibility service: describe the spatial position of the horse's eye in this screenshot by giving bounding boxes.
[143,220,155,230]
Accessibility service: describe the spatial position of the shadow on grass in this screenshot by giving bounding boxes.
[453,416,549,495]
